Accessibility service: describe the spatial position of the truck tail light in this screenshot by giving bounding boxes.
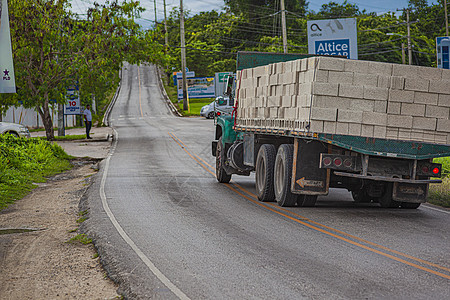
[417,162,442,178]
[320,154,356,171]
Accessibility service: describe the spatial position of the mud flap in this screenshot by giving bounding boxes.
[291,138,330,195]
[392,182,428,203]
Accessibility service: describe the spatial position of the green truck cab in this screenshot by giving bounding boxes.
[212,51,450,209]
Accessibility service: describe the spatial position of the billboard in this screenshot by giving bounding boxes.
[0,0,16,93]
[177,77,215,99]
[307,18,358,59]
[436,37,450,69]
[214,72,233,97]
[64,85,81,115]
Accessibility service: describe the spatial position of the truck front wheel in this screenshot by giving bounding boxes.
[274,144,297,207]
[216,137,232,183]
[255,144,276,202]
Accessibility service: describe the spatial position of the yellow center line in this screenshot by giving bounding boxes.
[168,132,450,280]
[138,66,143,118]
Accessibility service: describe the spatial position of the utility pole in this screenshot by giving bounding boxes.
[280,0,288,53]
[406,8,412,65]
[180,0,188,110]
[445,0,449,36]
[164,0,168,48]
[154,0,157,24]
[401,42,406,64]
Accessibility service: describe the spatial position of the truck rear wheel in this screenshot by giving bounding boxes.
[255,144,276,202]
[297,195,318,207]
[216,137,232,183]
[378,183,401,208]
[274,144,297,207]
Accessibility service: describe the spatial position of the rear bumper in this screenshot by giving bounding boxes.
[334,171,442,184]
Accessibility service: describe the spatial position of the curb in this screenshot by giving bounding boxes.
[156,67,182,117]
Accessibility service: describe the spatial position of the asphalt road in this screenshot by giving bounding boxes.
[84,63,450,299]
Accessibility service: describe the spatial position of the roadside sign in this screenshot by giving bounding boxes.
[173,71,195,86]
[0,0,17,93]
[215,72,233,97]
[177,77,215,100]
[307,18,358,59]
[64,85,80,115]
[436,37,450,69]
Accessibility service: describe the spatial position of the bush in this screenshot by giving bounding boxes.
[0,135,72,210]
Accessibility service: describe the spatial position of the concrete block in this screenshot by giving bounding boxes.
[282,72,297,84]
[404,78,429,92]
[378,76,391,88]
[298,83,312,95]
[387,115,413,128]
[257,76,269,87]
[304,69,328,83]
[339,84,364,98]
[398,129,411,141]
[297,107,310,120]
[390,76,405,90]
[387,101,401,114]
[255,97,264,107]
[269,107,279,118]
[307,57,319,70]
[364,86,389,101]
[426,105,450,119]
[269,74,279,86]
[300,58,308,72]
[281,95,291,107]
[253,66,266,77]
[309,120,324,132]
[374,100,387,113]
[441,67,450,80]
[310,107,337,122]
[336,122,349,135]
[285,61,293,73]
[344,59,369,73]
[361,125,374,137]
[353,73,378,87]
[438,94,450,107]
[284,107,296,119]
[414,91,438,105]
[274,62,285,74]
[317,57,345,71]
[367,61,392,76]
[391,64,435,79]
[362,111,387,126]
[388,90,414,103]
[349,123,362,136]
[328,71,353,84]
[374,126,387,139]
[412,117,437,131]
[263,107,271,119]
[323,121,337,134]
[437,119,450,132]
[312,95,351,109]
[411,130,424,141]
[278,107,285,119]
[429,80,450,94]
[268,96,281,107]
[337,109,363,123]
[297,95,310,107]
[312,82,339,96]
[401,103,426,117]
[435,133,447,144]
[269,86,276,96]
[276,85,284,96]
[386,127,399,140]
[349,99,375,112]
[422,131,436,143]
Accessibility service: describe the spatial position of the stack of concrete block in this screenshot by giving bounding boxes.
[235,56,450,145]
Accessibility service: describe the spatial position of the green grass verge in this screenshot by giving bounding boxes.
[428,157,450,207]
[163,82,213,116]
[67,234,92,245]
[0,135,72,210]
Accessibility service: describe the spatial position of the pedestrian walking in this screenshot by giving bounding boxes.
[83,104,92,139]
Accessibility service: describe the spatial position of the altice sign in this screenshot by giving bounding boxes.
[307,18,358,59]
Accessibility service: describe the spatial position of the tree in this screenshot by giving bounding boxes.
[8,0,163,140]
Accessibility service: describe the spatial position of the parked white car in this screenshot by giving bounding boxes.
[0,121,31,138]
[200,101,215,119]
[200,96,234,119]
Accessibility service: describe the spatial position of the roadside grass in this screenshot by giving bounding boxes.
[428,156,450,207]
[163,82,212,116]
[67,234,92,245]
[0,135,72,210]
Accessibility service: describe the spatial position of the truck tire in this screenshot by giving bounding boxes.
[216,137,232,183]
[274,144,297,207]
[297,195,318,207]
[400,202,421,209]
[351,190,372,203]
[378,183,401,208]
[255,144,276,202]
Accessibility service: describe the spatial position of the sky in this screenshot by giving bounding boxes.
[69,0,437,29]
